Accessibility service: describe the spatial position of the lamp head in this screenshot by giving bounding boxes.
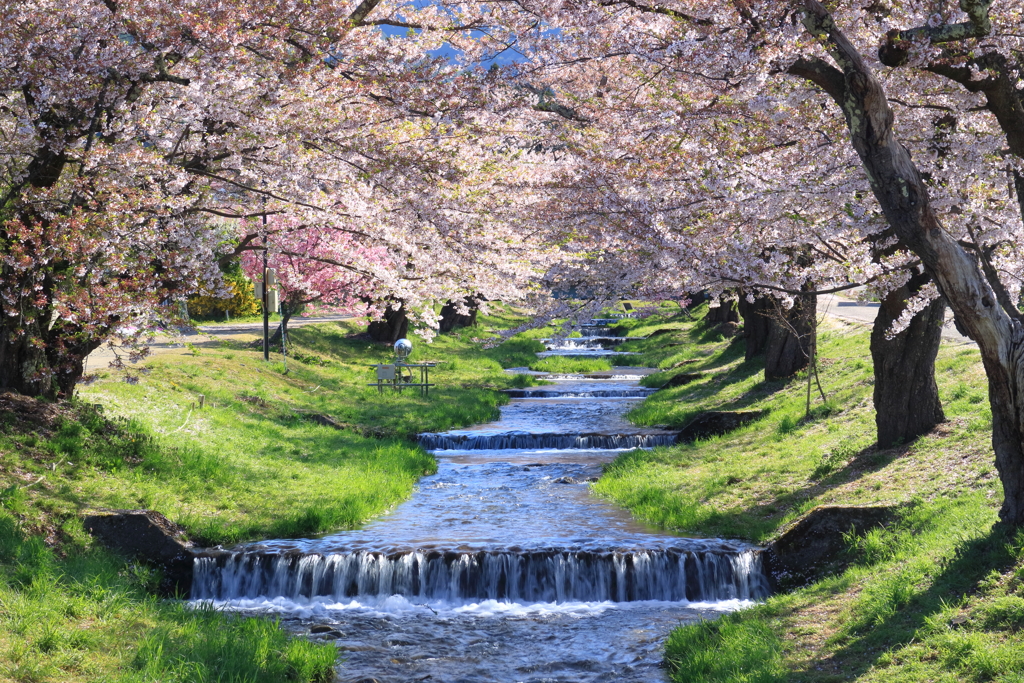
[394,338,413,360]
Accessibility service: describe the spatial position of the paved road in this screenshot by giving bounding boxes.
[84,314,355,371]
[821,293,974,346]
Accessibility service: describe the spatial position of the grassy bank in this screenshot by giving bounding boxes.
[67,316,543,544]
[0,509,335,682]
[594,306,1023,682]
[0,311,538,682]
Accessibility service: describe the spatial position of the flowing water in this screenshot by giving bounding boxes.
[190,333,768,682]
[535,337,645,359]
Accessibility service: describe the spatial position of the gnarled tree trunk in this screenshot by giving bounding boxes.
[367,302,409,344]
[439,295,482,332]
[795,0,1024,525]
[764,293,816,380]
[0,289,99,399]
[705,294,740,325]
[871,278,947,447]
[738,294,772,360]
[0,316,56,397]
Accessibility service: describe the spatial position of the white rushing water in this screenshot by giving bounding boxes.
[190,336,767,682]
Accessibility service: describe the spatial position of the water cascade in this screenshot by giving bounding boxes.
[504,388,656,398]
[418,431,676,451]
[190,319,767,682]
[193,548,766,604]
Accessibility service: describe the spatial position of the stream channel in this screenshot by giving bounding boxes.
[190,324,769,682]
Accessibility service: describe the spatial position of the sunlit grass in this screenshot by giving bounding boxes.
[591,306,1018,682]
[528,356,614,373]
[0,511,335,683]
[0,309,548,682]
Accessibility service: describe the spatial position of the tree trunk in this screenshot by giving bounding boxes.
[705,295,740,325]
[367,303,409,344]
[439,296,481,332]
[764,293,816,380]
[0,317,55,397]
[871,280,947,447]
[738,294,772,360]
[0,314,97,399]
[268,303,296,347]
[795,0,1024,524]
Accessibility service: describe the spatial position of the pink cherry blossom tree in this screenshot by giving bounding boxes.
[237,219,387,342]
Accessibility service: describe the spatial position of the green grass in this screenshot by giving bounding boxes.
[0,510,334,683]
[588,306,1021,682]
[0,308,548,682]
[41,316,544,545]
[665,611,785,683]
[528,356,613,373]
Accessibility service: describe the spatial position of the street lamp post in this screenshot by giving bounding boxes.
[262,211,270,362]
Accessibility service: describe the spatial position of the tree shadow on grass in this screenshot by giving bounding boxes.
[786,524,1019,682]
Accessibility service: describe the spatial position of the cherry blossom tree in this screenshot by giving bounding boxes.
[0,0,554,398]
[502,0,1024,523]
[237,219,386,343]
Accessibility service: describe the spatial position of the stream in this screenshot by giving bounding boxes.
[190,325,768,682]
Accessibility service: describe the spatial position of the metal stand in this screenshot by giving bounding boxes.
[369,362,437,396]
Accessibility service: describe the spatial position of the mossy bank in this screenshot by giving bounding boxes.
[598,306,1022,682]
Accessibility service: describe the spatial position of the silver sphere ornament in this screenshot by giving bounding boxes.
[394,338,413,360]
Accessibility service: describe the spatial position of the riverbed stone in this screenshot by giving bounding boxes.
[674,411,764,443]
[82,508,195,596]
[310,625,345,638]
[761,504,897,591]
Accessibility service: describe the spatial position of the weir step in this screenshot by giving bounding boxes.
[503,389,656,398]
[191,548,769,604]
[417,431,676,451]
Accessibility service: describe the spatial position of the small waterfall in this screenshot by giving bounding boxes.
[544,337,644,348]
[417,432,675,451]
[192,549,769,604]
[535,350,638,358]
[544,339,609,350]
[504,389,655,399]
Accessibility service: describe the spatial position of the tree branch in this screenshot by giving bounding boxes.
[348,0,383,26]
[786,56,846,103]
[879,0,994,67]
[596,0,712,26]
